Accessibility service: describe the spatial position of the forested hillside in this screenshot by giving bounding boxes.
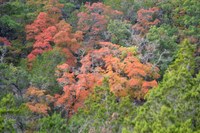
[0,0,199,132]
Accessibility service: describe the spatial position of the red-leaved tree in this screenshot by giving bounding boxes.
[26,12,83,65]
[77,2,123,49]
[0,37,11,46]
[26,12,57,61]
[55,63,102,116]
[132,7,160,34]
[53,20,83,66]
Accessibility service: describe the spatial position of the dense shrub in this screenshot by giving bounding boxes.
[107,20,131,46]
[28,48,66,93]
[123,40,200,132]
[68,79,136,132]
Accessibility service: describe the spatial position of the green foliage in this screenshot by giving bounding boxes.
[37,113,68,133]
[0,94,27,132]
[28,48,66,93]
[0,1,38,39]
[104,0,136,22]
[104,0,122,10]
[0,63,29,97]
[76,0,100,4]
[123,40,200,132]
[68,79,136,132]
[158,0,200,39]
[147,24,178,75]
[173,0,200,36]
[0,15,21,40]
[0,1,39,65]
[59,0,79,28]
[108,20,131,46]
[59,0,76,15]
[3,40,33,65]
[104,0,158,23]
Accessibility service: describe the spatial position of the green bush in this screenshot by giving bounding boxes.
[0,63,29,98]
[0,15,22,40]
[28,48,66,93]
[37,113,68,133]
[158,0,200,39]
[104,0,158,23]
[108,20,131,46]
[0,94,27,133]
[68,79,136,132]
[123,40,200,132]
[146,24,178,75]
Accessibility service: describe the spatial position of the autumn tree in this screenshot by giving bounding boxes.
[54,41,159,116]
[55,63,103,117]
[53,20,83,66]
[25,12,57,61]
[26,9,83,65]
[79,42,159,98]
[0,37,11,46]
[77,2,123,48]
[132,7,160,35]
[25,0,64,62]
[25,86,55,115]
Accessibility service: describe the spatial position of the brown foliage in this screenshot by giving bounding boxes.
[25,87,55,115]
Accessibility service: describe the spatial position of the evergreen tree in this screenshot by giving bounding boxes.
[68,79,136,133]
[123,40,200,132]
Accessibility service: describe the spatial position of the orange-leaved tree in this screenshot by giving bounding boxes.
[26,11,83,65]
[55,63,103,117]
[54,41,159,116]
[53,20,83,66]
[26,12,57,61]
[81,42,160,98]
[25,86,55,115]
